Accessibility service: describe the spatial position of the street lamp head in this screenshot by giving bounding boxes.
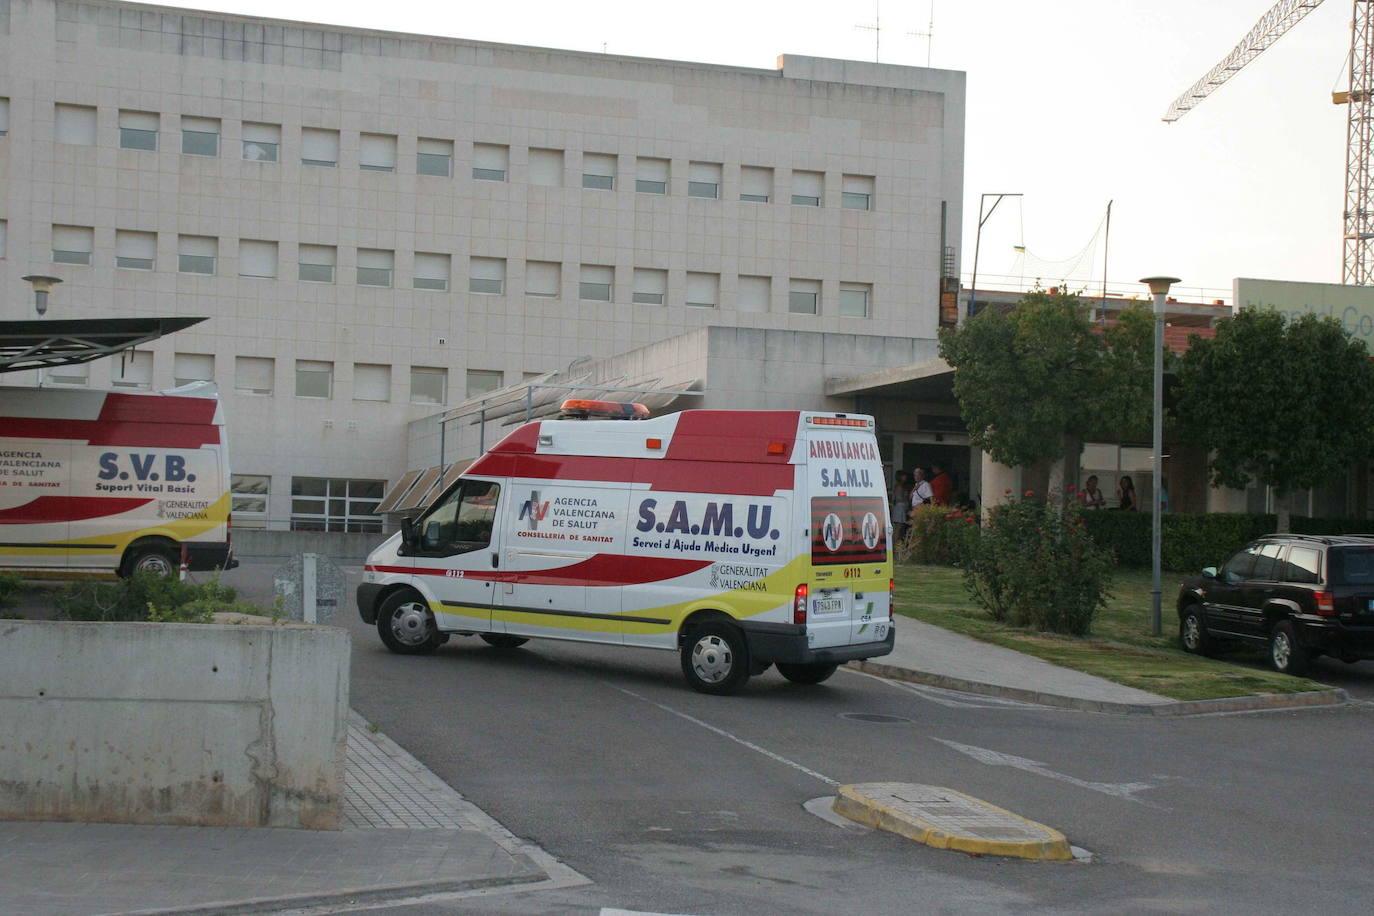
[21,275,63,317]
[1139,276,1181,297]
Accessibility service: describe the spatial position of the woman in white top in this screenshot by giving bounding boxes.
[910,467,934,514]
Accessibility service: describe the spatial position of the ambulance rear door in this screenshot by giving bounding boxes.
[0,439,73,572]
[804,421,890,648]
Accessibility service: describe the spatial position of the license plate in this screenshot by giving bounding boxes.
[813,597,845,615]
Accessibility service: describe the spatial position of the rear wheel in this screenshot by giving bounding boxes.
[480,634,529,649]
[681,622,751,695]
[1270,620,1311,676]
[776,662,839,685]
[1179,605,1214,657]
[377,591,442,655]
[123,542,178,578]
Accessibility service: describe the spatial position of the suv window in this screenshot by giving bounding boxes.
[1252,543,1285,580]
[1284,546,1321,584]
[1221,547,1259,582]
[1330,546,1374,586]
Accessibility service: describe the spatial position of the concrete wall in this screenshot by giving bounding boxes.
[0,620,350,829]
[233,529,383,561]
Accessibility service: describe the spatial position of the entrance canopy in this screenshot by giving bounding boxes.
[0,317,206,374]
[825,357,956,401]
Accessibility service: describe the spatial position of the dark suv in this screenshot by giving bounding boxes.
[1177,534,1374,675]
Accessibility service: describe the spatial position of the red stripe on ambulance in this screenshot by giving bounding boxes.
[0,496,154,524]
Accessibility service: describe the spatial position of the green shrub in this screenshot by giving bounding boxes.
[962,491,1114,636]
[56,573,245,623]
[902,505,980,566]
[0,571,26,610]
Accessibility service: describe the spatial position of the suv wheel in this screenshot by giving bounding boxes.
[1270,621,1311,677]
[1179,605,1213,657]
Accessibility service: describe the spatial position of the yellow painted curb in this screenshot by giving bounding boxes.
[833,783,1072,861]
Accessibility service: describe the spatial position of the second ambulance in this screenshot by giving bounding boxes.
[358,403,895,694]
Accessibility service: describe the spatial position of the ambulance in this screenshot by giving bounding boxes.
[358,402,895,694]
[0,384,234,578]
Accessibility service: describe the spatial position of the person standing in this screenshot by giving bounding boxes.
[891,470,914,542]
[1116,475,1137,511]
[910,467,934,517]
[929,461,953,507]
[1079,475,1106,509]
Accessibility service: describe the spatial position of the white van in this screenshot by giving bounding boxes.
[0,385,233,578]
[358,403,895,694]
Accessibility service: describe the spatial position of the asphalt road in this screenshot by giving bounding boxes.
[221,562,1374,914]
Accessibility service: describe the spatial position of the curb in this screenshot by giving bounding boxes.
[849,659,1351,716]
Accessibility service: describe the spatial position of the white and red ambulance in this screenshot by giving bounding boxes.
[358,402,895,694]
[0,384,233,578]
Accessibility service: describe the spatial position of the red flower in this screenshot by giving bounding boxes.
[1067,485,1078,493]
[1024,490,1035,497]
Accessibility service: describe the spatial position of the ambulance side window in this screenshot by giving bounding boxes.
[418,481,500,556]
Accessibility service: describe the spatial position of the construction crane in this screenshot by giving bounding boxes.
[1162,1,1374,285]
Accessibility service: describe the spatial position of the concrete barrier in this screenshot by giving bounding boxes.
[232,529,382,561]
[0,620,349,829]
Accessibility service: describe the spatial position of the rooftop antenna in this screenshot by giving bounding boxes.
[909,1,935,67]
[856,1,881,63]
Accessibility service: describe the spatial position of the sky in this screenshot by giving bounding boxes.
[161,0,1355,303]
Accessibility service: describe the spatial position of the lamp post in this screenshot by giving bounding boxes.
[969,193,1022,318]
[21,275,63,316]
[1140,275,1179,637]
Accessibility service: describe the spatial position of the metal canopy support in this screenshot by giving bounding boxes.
[0,317,208,374]
[1345,1,1374,284]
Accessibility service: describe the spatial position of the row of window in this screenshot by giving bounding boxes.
[25,225,873,315]
[45,352,509,406]
[231,474,386,533]
[8,100,875,209]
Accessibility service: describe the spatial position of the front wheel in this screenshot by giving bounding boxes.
[1179,606,1214,657]
[1270,620,1311,676]
[377,591,443,655]
[776,662,839,685]
[480,634,529,649]
[681,622,751,695]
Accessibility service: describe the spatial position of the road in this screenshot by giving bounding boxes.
[225,562,1374,913]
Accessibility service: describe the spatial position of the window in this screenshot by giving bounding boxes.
[46,361,88,386]
[525,261,561,298]
[738,275,770,312]
[413,252,450,291]
[528,148,564,187]
[582,153,616,190]
[636,157,668,194]
[112,351,152,389]
[231,239,275,278]
[231,474,270,518]
[181,116,220,157]
[688,161,722,199]
[115,230,156,270]
[54,104,96,146]
[791,170,823,206]
[466,369,504,398]
[839,283,872,317]
[298,244,336,283]
[686,272,719,308]
[1079,444,1154,510]
[353,363,391,401]
[410,366,448,405]
[242,122,280,162]
[1252,543,1285,581]
[415,480,499,553]
[1221,548,1258,582]
[740,166,772,203]
[301,127,339,167]
[0,97,8,136]
[235,356,275,395]
[289,477,384,533]
[789,278,821,314]
[473,143,509,181]
[1286,547,1321,585]
[632,268,667,305]
[173,353,214,387]
[417,137,453,177]
[118,110,158,151]
[178,235,217,275]
[469,257,506,294]
[579,264,613,301]
[842,174,875,211]
[295,359,333,398]
[359,132,396,172]
[357,249,394,288]
[52,225,93,265]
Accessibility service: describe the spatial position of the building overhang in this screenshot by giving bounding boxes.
[826,357,956,402]
[0,317,208,374]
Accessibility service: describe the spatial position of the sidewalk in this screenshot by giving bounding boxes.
[0,712,587,915]
[853,618,1348,715]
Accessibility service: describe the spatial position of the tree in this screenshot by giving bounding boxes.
[1173,309,1374,530]
[938,288,1156,496]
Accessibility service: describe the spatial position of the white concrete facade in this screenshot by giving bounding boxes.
[0,0,965,530]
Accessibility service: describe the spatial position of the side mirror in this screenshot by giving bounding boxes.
[400,516,418,550]
[1201,566,1217,579]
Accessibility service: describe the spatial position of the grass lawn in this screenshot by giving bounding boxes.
[894,562,1326,701]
